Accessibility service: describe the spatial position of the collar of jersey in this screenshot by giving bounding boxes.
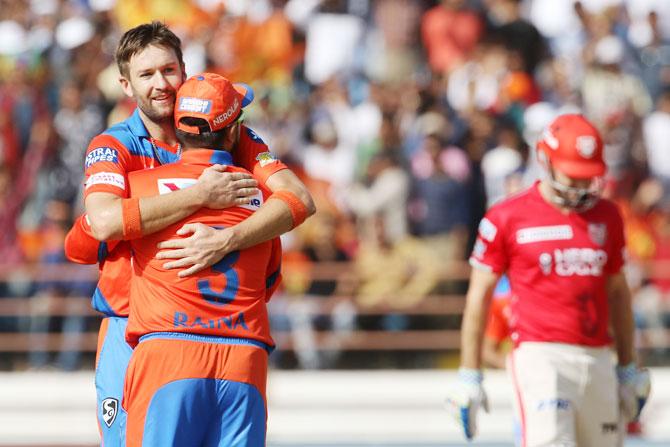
[180,149,233,166]
[127,109,151,138]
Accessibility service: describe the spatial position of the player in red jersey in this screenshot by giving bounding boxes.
[64,22,313,446]
[122,72,282,447]
[447,114,650,446]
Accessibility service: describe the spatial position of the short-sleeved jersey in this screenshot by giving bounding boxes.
[83,109,180,199]
[70,108,286,317]
[470,182,625,347]
[125,149,282,347]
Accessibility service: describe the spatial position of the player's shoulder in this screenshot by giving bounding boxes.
[239,125,269,153]
[91,114,151,158]
[591,197,623,221]
[487,186,537,219]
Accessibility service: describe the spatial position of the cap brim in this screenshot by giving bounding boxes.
[234,83,254,107]
[553,159,606,179]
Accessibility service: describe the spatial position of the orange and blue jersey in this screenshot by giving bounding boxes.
[126,148,282,348]
[123,148,282,447]
[65,110,285,446]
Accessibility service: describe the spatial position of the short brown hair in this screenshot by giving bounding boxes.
[115,21,184,77]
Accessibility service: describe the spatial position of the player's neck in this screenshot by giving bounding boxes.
[538,180,572,215]
[138,110,178,146]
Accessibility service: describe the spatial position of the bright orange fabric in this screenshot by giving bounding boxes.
[123,338,267,447]
[126,149,281,347]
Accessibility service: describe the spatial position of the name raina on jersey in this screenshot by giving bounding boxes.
[173,311,249,331]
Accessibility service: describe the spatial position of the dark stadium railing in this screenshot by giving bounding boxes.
[0,261,667,354]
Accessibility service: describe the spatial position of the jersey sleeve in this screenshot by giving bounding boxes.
[64,215,119,264]
[605,203,626,274]
[235,126,288,185]
[83,134,132,199]
[264,237,283,301]
[469,207,508,273]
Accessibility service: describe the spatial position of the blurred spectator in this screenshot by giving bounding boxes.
[409,135,472,290]
[346,152,409,244]
[421,0,483,74]
[2,0,670,370]
[643,89,670,189]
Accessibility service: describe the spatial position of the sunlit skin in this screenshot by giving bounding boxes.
[119,44,186,143]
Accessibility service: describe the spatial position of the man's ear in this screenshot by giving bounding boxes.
[119,75,134,99]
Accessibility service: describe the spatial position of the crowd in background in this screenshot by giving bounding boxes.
[1,0,670,369]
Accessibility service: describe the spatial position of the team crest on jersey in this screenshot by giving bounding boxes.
[157,178,197,195]
[255,151,277,167]
[588,223,607,246]
[101,397,118,427]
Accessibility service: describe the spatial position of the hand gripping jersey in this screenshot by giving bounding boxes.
[470,182,625,347]
[126,149,282,348]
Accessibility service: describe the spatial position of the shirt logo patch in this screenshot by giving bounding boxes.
[101,397,118,427]
[157,178,197,195]
[86,147,119,168]
[255,151,277,168]
[516,225,573,244]
[588,223,607,246]
[239,190,264,211]
[85,172,125,190]
[178,97,212,114]
[478,217,497,242]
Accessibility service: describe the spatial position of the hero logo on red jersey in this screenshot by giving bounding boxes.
[85,147,118,168]
[157,178,197,195]
[538,248,608,277]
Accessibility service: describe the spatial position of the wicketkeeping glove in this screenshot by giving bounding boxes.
[445,368,489,440]
[616,363,651,423]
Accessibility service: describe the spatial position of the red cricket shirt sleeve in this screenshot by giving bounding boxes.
[469,206,509,274]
